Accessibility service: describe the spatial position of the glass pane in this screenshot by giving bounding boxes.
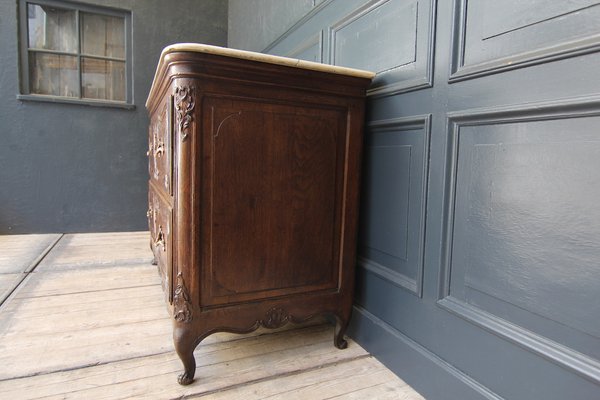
[29,52,78,97]
[27,4,76,52]
[81,12,125,58]
[82,58,125,101]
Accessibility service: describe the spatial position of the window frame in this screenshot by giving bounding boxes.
[17,0,134,109]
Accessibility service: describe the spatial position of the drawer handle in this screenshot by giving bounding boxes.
[146,142,164,157]
[154,142,164,157]
[155,225,166,251]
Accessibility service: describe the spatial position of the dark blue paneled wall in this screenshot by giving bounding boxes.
[229,1,600,399]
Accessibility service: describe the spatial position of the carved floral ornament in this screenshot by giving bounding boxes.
[261,307,290,329]
[174,272,193,323]
[174,86,195,141]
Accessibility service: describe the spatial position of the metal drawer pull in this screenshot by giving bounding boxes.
[146,141,164,157]
[155,226,166,251]
[154,141,164,157]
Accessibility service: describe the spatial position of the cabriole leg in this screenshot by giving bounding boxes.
[334,314,349,349]
[174,326,196,385]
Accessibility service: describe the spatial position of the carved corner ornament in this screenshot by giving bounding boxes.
[261,307,290,329]
[173,272,192,323]
[174,86,195,141]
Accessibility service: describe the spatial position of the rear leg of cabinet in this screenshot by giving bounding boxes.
[333,312,350,349]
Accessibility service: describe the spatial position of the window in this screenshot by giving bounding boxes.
[18,0,132,106]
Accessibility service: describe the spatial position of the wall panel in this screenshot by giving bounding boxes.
[265,0,436,97]
[233,0,600,398]
[450,0,600,81]
[284,31,323,62]
[330,0,435,96]
[440,99,600,383]
[359,115,430,296]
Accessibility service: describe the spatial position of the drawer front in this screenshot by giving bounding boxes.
[148,186,174,303]
[148,96,174,196]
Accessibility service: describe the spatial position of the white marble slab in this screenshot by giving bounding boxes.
[147,43,375,107]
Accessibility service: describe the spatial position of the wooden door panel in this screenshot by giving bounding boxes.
[201,96,347,306]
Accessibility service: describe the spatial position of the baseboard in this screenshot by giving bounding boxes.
[348,305,503,400]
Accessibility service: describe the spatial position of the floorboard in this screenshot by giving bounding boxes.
[0,234,61,274]
[0,233,61,304]
[36,232,152,271]
[0,232,425,399]
[0,274,22,299]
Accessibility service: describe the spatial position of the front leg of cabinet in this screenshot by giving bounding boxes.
[174,326,197,385]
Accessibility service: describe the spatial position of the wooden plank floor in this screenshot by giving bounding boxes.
[0,232,424,399]
[0,234,61,304]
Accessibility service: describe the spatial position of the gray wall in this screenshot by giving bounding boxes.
[0,0,227,234]
[229,1,600,399]
[228,0,318,51]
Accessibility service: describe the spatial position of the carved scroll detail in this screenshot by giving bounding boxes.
[174,273,192,323]
[214,111,242,138]
[174,86,195,141]
[261,307,289,329]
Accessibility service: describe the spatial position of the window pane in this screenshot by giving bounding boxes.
[81,12,125,58]
[82,58,125,101]
[29,52,78,97]
[27,4,76,52]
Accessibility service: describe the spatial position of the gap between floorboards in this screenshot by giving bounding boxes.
[0,234,63,308]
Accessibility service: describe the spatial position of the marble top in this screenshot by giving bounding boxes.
[160,43,375,78]
[147,43,375,107]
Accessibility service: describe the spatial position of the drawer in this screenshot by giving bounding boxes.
[148,95,174,196]
[148,187,174,303]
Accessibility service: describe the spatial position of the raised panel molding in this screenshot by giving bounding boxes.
[359,115,431,297]
[264,0,436,97]
[284,31,323,62]
[450,0,600,82]
[329,0,436,97]
[351,305,504,400]
[440,95,600,299]
[330,0,417,72]
[437,297,600,385]
[204,96,346,304]
[439,96,600,384]
[264,0,334,53]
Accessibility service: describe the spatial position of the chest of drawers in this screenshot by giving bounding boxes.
[146,43,373,385]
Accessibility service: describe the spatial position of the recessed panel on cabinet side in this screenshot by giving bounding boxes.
[200,96,348,306]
